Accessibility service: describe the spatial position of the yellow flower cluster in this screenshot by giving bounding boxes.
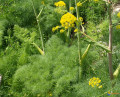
[116,25,120,29]
[77,2,82,7]
[52,26,59,32]
[117,12,120,18]
[70,7,74,11]
[54,1,66,7]
[89,77,102,88]
[60,12,77,29]
[94,0,99,2]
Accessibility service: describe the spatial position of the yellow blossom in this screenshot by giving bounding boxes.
[96,84,99,87]
[70,7,74,11]
[52,27,56,32]
[74,29,78,33]
[89,77,102,88]
[98,85,103,88]
[60,12,77,29]
[116,25,120,29]
[54,1,66,7]
[79,17,83,22]
[52,26,59,32]
[94,0,99,2]
[60,29,65,33]
[55,26,59,29]
[117,12,120,18]
[72,24,75,27]
[82,22,84,24]
[77,2,82,7]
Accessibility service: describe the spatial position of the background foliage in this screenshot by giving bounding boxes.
[0,0,120,97]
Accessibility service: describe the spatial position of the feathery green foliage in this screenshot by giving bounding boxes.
[11,35,96,96]
[0,0,120,97]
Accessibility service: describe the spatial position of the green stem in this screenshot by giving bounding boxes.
[108,0,113,80]
[31,0,44,52]
[67,27,70,44]
[82,0,88,4]
[69,0,71,12]
[81,25,110,52]
[67,0,71,44]
[37,7,44,19]
[76,1,81,65]
[31,42,44,55]
[75,0,81,82]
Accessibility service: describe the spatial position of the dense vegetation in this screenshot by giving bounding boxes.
[0,0,120,97]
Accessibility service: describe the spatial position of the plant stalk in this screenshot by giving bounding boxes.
[108,0,113,80]
[67,27,70,44]
[69,0,71,12]
[75,0,81,65]
[75,0,81,82]
[31,0,44,52]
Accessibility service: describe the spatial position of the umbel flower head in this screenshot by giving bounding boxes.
[54,1,66,7]
[60,12,77,29]
[89,77,102,88]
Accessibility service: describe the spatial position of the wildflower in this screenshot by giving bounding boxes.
[70,7,74,11]
[116,25,120,29]
[52,26,59,32]
[60,12,77,29]
[55,26,59,29]
[82,22,84,24]
[77,2,82,7]
[98,85,103,88]
[94,0,99,2]
[60,29,65,33]
[117,12,120,18]
[78,17,83,22]
[74,29,78,33]
[52,27,56,32]
[89,77,102,88]
[54,1,66,7]
[72,24,75,27]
